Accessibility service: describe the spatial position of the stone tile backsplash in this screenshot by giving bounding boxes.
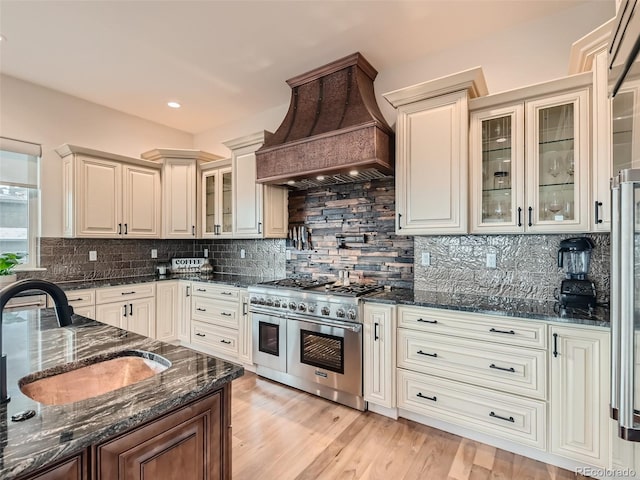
[414,233,610,303]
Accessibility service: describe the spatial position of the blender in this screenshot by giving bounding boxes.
[557,237,597,309]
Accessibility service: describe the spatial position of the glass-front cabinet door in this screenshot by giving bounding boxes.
[613,81,640,173]
[525,89,590,233]
[201,163,232,238]
[470,105,525,233]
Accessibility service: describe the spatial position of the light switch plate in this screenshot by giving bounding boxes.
[486,252,497,269]
[421,252,431,266]
[151,249,158,259]
[240,249,246,259]
[89,251,97,262]
[204,248,209,258]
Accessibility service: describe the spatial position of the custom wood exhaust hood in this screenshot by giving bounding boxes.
[255,52,394,189]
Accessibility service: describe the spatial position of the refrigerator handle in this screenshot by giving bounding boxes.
[610,180,621,422]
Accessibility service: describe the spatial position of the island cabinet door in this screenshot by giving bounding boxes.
[96,388,229,480]
[20,451,89,479]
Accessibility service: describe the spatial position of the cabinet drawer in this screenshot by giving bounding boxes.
[398,306,547,349]
[191,282,239,301]
[191,322,239,357]
[398,328,546,399]
[398,369,546,450]
[96,283,155,304]
[65,288,95,308]
[73,305,96,320]
[191,297,239,329]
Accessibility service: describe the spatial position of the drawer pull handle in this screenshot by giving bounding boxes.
[221,312,232,317]
[489,363,515,373]
[489,328,515,335]
[417,318,438,324]
[68,298,84,302]
[196,308,207,312]
[220,339,232,344]
[416,392,437,402]
[196,288,207,292]
[490,411,515,423]
[195,332,206,337]
[221,291,233,296]
[121,291,136,295]
[417,350,437,358]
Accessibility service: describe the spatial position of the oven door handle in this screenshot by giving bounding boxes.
[249,307,287,319]
[288,314,362,333]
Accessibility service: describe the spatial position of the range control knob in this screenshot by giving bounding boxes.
[307,304,316,313]
[298,303,306,312]
[265,298,274,306]
[258,297,265,305]
[336,308,346,318]
[273,299,281,308]
[321,306,330,316]
[347,309,357,320]
[250,297,258,304]
[289,302,297,310]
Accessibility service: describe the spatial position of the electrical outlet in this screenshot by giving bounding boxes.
[89,251,97,262]
[240,249,246,259]
[285,250,292,260]
[421,252,431,266]
[486,252,497,269]
[151,249,157,259]
[204,248,209,258]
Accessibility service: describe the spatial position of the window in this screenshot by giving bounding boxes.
[0,137,41,270]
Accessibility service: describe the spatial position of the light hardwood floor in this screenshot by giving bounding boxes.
[231,372,590,480]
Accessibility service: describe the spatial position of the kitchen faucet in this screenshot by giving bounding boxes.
[0,279,74,403]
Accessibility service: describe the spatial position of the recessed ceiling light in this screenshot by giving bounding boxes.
[287,180,295,185]
[167,101,181,109]
[349,170,358,176]
[316,175,325,181]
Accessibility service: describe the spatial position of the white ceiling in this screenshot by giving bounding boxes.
[0,1,601,134]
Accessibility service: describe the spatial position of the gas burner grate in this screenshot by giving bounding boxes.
[258,278,331,290]
[319,284,383,297]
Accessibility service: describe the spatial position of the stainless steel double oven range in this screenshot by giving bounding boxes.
[248,279,380,411]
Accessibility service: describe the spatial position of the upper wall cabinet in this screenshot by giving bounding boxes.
[223,132,288,239]
[57,144,161,238]
[383,68,488,235]
[200,158,233,238]
[469,74,592,234]
[141,149,222,239]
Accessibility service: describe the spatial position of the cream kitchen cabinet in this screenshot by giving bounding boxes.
[549,324,609,468]
[200,159,233,238]
[238,291,252,366]
[95,283,156,338]
[177,281,192,343]
[223,132,288,239]
[141,149,222,239]
[155,280,179,342]
[65,288,96,320]
[469,75,592,233]
[383,68,488,235]
[363,303,396,411]
[57,145,161,238]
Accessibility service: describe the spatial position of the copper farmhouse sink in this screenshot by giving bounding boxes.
[19,350,170,405]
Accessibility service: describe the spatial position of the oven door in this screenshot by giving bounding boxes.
[287,315,362,396]
[252,311,287,373]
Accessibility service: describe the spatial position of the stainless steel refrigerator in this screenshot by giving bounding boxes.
[611,168,640,441]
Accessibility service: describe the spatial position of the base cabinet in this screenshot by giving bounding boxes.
[20,452,88,480]
[549,325,609,468]
[156,280,179,342]
[363,303,396,409]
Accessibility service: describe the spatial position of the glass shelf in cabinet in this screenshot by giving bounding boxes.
[538,137,574,146]
[539,181,574,188]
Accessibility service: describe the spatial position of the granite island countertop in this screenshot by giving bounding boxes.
[364,288,610,327]
[1,308,244,478]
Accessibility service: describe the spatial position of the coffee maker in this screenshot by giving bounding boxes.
[557,237,597,309]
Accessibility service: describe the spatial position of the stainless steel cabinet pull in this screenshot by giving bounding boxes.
[196,307,207,312]
[553,333,559,357]
[417,350,437,358]
[124,223,128,234]
[416,392,437,402]
[220,339,232,344]
[221,312,232,317]
[129,303,133,316]
[528,206,533,227]
[121,291,136,295]
[195,332,206,337]
[417,318,437,324]
[517,207,522,227]
[489,363,515,373]
[489,328,515,335]
[490,411,515,423]
[595,201,603,224]
[374,322,379,341]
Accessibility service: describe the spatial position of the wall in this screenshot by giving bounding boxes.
[20,237,285,283]
[0,74,194,238]
[286,178,414,289]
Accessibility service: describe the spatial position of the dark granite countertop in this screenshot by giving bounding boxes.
[1,308,244,479]
[53,272,278,291]
[364,288,610,328]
